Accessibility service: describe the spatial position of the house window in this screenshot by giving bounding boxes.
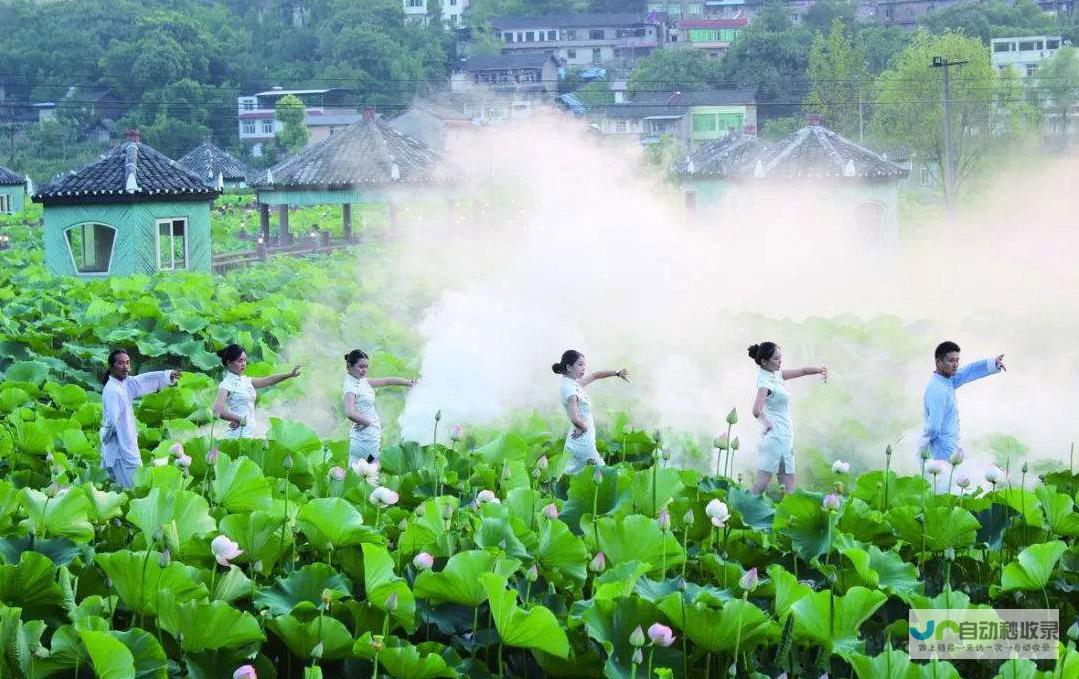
[589,29,605,40]
[565,29,577,40]
[592,47,602,63]
[993,42,1014,53]
[261,119,274,134]
[65,223,116,274]
[503,32,513,42]
[525,31,535,42]
[241,120,256,135]
[616,120,627,132]
[156,218,188,271]
[242,99,255,111]
[449,0,456,5]
[692,113,718,133]
[407,0,423,6]
[1019,41,1036,51]
[920,166,931,187]
[1047,39,1060,49]
[567,49,577,59]
[547,30,556,40]
[0,194,10,214]
[1026,64,1038,76]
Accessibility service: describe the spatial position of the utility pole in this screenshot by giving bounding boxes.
[931,56,968,218]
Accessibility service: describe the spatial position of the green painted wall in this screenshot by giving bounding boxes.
[689,106,748,142]
[0,185,25,214]
[257,188,387,206]
[43,199,213,276]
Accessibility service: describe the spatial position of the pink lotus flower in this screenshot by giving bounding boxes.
[536,455,549,471]
[926,460,947,476]
[350,458,380,483]
[589,551,606,574]
[739,567,759,591]
[822,493,842,511]
[211,535,243,566]
[831,460,850,474]
[370,486,400,507]
[169,443,184,457]
[657,508,671,531]
[705,499,730,527]
[955,474,971,489]
[543,503,559,519]
[413,552,434,570]
[233,666,257,679]
[449,424,465,442]
[476,489,500,505]
[647,623,676,647]
[985,466,1005,484]
[949,449,965,465]
[330,466,346,481]
[175,453,192,468]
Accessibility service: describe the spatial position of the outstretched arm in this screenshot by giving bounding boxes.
[581,368,629,387]
[953,355,1004,389]
[368,377,416,388]
[780,366,827,381]
[125,370,180,398]
[251,366,301,389]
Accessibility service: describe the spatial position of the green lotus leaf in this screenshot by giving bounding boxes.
[886,506,980,553]
[534,517,589,587]
[851,471,931,511]
[581,514,684,575]
[1035,486,1079,538]
[85,487,127,523]
[127,488,216,555]
[1000,540,1067,592]
[845,646,960,679]
[210,565,253,604]
[479,573,569,659]
[254,562,352,616]
[268,418,323,455]
[0,551,65,620]
[361,542,416,631]
[19,487,93,542]
[990,659,1046,679]
[44,382,87,412]
[158,595,265,653]
[95,550,207,617]
[296,497,378,552]
[0,387,31,414]
[791,586,887,655]
[773,491,832,562]
[414,550,521,608]
[838,543,922,596]
[398,497,459,558]
[658,593,778,655]
[352,634,457,679]
[136,387,198,427]
[82,630,136,679]
[629,466,684,517]
[579,596,681,679]
[12,418,53,455]
[0,535,82,567]
[726,485,776,531]
[219,511,292,571]
[501,487,545,527]
[267,613,355,660]
[560,466,630,533]
[212,453,272,513]
[472,517,530,560]
[593,561,651,601]
[4,361,49,386]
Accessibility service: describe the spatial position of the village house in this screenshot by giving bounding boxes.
[0,165,28,215]
[451,53,561,120]
[668,17,748,59]
[389,98,475,151]
[177,142,258,190]
[402,0,469,27]
[588,88,757,148]
[484,13,666,67]
[991,35,1067,77]
[34,129,219,276]
[237,87,361,157]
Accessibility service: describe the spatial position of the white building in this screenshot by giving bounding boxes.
[403,0,468,27]
[991,36,1067,77]
[236,87,361,157]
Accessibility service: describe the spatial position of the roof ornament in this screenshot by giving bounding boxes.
[686,158,695,174]
[215,172,225,191]
[124,144,140,193]
[391,161,401,181]
[842,159,856,177]
[753,159,765,178]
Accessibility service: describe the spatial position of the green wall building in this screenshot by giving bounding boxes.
[35,131,220,276]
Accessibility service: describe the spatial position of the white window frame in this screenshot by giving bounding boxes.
[0,194,10,214]
[261,119,275,134]
[155,217,190,271]
[63,222,117,276]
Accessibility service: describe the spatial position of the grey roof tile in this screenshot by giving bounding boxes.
[0,165,25,186]
[177,142,257,186]
[673,133,770,177]
[729,126,909,180]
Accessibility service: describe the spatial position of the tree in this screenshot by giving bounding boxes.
[576,80,615,107]
[801,0,857,35]
[804,19,871,138]
[859,25,914,73]
[629,48,722,94]
[1036,47,1079,141]
[870,31,1036,205]
[275,94,309,151]
[919,0,1056,44]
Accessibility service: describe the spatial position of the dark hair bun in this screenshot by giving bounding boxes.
[551,363,564,375]
[747,344,760,361]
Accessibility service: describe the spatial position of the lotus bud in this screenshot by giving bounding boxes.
[726,408,738,425]
[434,409,442,422]
[283,455,294,470]
[525,564,539,582]
[206,447,220,464]
[330,466,346,481]
[416,503,427,517]
[632,648,644,665]
[1068,620,1079,642]
[477,489,499,504]
[589,552,606,574]
[413,552,435,570]
[831,460,850,474]
[926,460,946,476]
[657,508,670,531]
[153,527,163,544]
[158,548,171,568]
[397,518,409,531]
[441,502,454,520]
[1021,461,1029,474]
[543,503,559,520]
[739,567,759,592]
[713,433,729,450]
[920,447,931,461]
[661,448,671,461]
[449,424,464,442]
[822,493,842,512]
[647,623,676,647]
[370,486,400,507]
[593,466,603,484]
[169,442,184,456]
[385,592,398,612]
[629,625,646,648]
[955,474,971,489]
[683,510,694,526]
[737,472,744,485]
[45,453,54,463]
[949,449,965,466]
[370,635,384,652]
[253,560,263,574]
[985,466,1004,484]
[885,445,892,458]
[175,453,192,468]
[705,499,730,528]
[311,641,324,659]
[730,437,740,451]
[233,665,258,679]
[536,455,549,471]
[943,547,955,562]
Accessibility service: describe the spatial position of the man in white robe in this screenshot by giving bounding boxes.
[99,350,180,488]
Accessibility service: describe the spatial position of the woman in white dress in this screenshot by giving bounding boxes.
[212,344,301,439]
[748,341,827,495]
[343,349,416,463]
[551,349,628,475]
